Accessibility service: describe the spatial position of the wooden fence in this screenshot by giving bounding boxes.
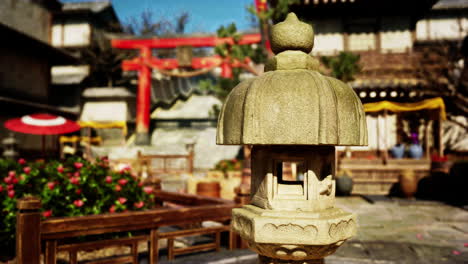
[16,191,237,264]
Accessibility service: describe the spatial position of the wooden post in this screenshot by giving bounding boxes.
[425,120,431,159]
[135,46,152,146]
[382,109,388,164]
[149,229,159,264]
[438,116,444,156]
[16,197,41,264]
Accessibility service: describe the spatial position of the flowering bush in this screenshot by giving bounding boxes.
[214,159,242,173]
[0,157,154,257]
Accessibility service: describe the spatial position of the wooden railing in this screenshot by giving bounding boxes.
[16,191,237,264]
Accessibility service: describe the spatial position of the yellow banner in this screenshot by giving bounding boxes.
[363,97,446,120]
[78,121,127,135]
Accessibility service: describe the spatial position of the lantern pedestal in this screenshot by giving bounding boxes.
[232,205,355,262]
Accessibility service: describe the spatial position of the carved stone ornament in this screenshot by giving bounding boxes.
[216,12,367,264]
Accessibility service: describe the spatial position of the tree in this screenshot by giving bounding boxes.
[123,10,190,37]
[321,52,361,82]
[199,23,261,102]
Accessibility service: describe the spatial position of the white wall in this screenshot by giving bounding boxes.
[312,19,344,55]
[416,17,468,41]
[52,22,91,47]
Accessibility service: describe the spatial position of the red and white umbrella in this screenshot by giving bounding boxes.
[4,113,81,156]
[5,113,80,135]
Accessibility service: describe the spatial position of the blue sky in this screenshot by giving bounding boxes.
[61,0,258,33]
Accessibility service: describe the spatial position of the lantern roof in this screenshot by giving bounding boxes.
[216,13,367,146]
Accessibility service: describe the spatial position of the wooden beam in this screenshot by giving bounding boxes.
[112,34,261,49]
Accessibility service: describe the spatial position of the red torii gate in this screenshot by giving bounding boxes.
[111,34,261,145]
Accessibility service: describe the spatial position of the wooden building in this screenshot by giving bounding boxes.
[0,0,77,156]
[275,0,468,194]
[51,1,123,110]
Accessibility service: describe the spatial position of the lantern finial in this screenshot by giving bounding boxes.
[271,12,314,54]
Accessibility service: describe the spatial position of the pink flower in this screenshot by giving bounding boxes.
[7,184,14,190]
[23,167,31,174]
[57,166,64,173]
[47,182,55,190]
[73,171,80,177]
[42,210,52,218]
[8,171,15,178]
[143,186,153,194]
[105,176,112,184]
[70,177,80,185]
[18,158,26,165]
[134,201,144,208]
[109,205,116,213]
[118,197,127,204]
[452,250,461,255]
[137,181,143,187]
[74,162,83,169]
[75,189,82,195]
[115,185,122,192]
[3,177,11,184]
[118,178,128,186]
[73,199,84,207]
[7,190,14,198]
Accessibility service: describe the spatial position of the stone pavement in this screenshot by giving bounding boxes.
[154,197,468,264]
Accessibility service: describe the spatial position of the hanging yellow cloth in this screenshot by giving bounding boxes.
[363,97,446,120]
[78,121,128,136]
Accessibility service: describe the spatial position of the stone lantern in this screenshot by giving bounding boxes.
[216,13,367,264]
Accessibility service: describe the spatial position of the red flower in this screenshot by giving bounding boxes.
[7,190,14,198]
[18,158,26,165]
[7,184,14,190]
[8,171,15,178]
[57,166,64,173]
[70,177,80,185]
[47,182,55,190]
[0,185,3,192]
[143,186,153,194]
[73,199,84,207]
[3,177,11,184]
[118,178,128,186]
[118,197,127,204]
[73,171,80,177]
[115,185,122,192]
[74,162,83,169]
[11,177,18,184]
[105,176,112,184]
[109,205,116,213]
[134,201,144,208]
[138,181,143,187]
[23,167,31,174]
[42,210,52,218]
[75,189,82,195]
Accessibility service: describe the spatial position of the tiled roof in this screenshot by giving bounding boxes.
[432,0,468,10]
[62,1,111,13]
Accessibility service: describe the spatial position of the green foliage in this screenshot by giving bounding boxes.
[247,0,299,22]
[0,157,154,257]
[199,23,265,103]
[321,52,361,82]
[214,159,242,173]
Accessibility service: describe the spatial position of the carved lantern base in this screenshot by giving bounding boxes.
[232,205,356,262]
